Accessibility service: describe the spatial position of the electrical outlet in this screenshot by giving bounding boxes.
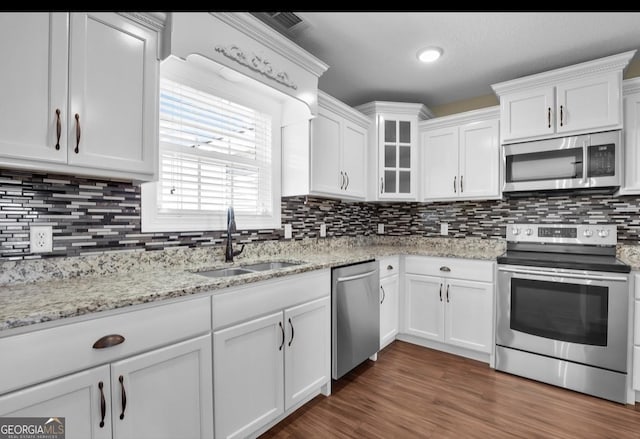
[319,223,327,238]
[440,223,449,236]
[284,224,292,239]
[30,226,53,253]
[377,223,384,234]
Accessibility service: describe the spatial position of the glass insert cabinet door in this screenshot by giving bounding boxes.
[381,118,412,196]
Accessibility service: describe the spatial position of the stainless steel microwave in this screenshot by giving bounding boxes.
[502,130,621,194]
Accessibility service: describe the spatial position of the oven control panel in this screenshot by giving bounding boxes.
[507,224,617,245]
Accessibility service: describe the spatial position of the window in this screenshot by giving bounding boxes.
[142,59,281,232]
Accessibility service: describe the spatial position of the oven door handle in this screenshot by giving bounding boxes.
[497,266,628,282]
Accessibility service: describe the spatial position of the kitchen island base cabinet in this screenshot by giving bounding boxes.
[213,295,330,439]
[0,334,213,439]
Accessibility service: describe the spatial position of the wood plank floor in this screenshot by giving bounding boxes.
[261,341,640,438]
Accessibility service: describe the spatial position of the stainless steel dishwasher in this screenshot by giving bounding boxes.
[332,260,380,380]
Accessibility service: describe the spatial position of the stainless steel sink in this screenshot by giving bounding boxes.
[196,267,255,278]
[241,261,300,271]
[194,261,301,278]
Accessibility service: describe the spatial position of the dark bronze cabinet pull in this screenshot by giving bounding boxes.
[380,177,384,194]
[74,113,81,153]
[118,375,126,420]
[460,175,464,193]
[98,381,106,428]
[439,283,443,302]
[55,109,61,150]
[93,334,125,349]
[446,284,450,303]
[387,265,393,270]
[453,176,456,193]
[345,172,349,190]
[560,105,564,127]
[279,321,285,351]
[380,285,386,304]
[288,318,294,347]
[548,107,551,128]
[439,266,451,272]
[340,171,345,190]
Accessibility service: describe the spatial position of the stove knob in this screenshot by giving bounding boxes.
[598,229,609,238]
[525,228,533,236]
[583,229,593,238]
[511,227,520,236]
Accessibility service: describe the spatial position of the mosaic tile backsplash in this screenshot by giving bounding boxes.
[2,169,640,261]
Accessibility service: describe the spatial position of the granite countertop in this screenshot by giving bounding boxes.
[0,236,505,334]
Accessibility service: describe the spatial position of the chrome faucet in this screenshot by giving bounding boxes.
[225,206,245,263]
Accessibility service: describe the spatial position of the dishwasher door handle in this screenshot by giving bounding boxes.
[336,270,378,283]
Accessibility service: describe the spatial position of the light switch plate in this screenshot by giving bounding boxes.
[440,223,448,236]
[284,224,292,239]
[30,225,53,253]
[377,223,384,234]
[319,223,327,238]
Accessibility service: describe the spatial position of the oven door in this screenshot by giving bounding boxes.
[496,265,629,372]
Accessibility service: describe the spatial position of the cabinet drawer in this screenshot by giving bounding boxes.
[379,256,400,278]
[212,269,330,330]
[404,255,494,283]
[0,296,211,395]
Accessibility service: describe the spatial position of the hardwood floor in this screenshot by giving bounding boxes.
[261,341,640,438]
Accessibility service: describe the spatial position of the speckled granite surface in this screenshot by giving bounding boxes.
[0,236,505,333]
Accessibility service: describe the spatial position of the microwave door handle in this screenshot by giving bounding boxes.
[583,140,589,186]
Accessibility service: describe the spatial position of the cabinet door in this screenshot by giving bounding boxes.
[404,274,444,342]
[68,13,157,174]
[342,121,367,199]
[213,312,284,439]
[459,119,500,199]
[444,279,493,353]
[110,335,213,439]
[422,126,459,200]
[0,13,68,164]
[310,110,342,195]
[379,115,416,199]
[284,297,330,410]
[556,72,621,135]
[500,85,555,142]
[0,365,111,439]
[380,274,399,349]
[622,91,640,194]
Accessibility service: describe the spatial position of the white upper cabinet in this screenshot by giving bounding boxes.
[67,13,158,177]
[0,12,160,181]
[282,90,369,200]
[421,107,500,201]
[492,50,635,144]
[0,13,69,164]
[621,78,640,195]
[356,101,432,201]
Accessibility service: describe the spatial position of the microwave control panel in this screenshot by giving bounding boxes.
[588,144,616,177]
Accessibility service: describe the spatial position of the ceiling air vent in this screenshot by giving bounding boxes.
[252,12,307,36]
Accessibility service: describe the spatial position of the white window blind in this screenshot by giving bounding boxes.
[158,78,273,217]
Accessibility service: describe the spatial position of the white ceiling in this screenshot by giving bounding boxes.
[274,12,640,109]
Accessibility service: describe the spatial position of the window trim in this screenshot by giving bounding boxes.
[141,58,282,233]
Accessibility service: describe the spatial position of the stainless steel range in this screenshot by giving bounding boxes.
[495,223,631,403]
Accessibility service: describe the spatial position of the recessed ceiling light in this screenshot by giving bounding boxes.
[417,47,443,63]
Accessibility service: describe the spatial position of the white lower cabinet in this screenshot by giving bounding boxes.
[0,297,213,439]
[379,256,400,349]
[213,277,331,439]
[0,334,213,439]
[402,256,495,357]
[0,365,112,439]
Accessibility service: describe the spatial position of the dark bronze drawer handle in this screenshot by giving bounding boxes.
[387,265,393,270]
[93,334,125,349]
[74,113,81,153]
[288,318,295,347]
[439,266,451,272]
